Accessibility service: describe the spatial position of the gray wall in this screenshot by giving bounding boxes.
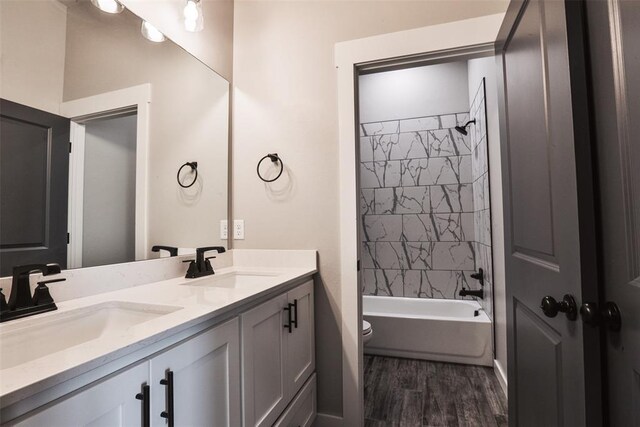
[82,114,137,267]
[358,62,469,123]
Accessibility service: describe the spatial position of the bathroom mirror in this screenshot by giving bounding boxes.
[0,0,229,276]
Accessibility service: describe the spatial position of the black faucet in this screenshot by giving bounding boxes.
[152,245,179,257]
[184,246,226,278]
[0,263,66,323]
[459,268,484,299]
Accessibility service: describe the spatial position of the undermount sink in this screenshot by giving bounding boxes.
[0,301,181,370]
[183,271,282,289]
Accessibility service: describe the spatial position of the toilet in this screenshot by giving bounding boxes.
[362,320,373,345]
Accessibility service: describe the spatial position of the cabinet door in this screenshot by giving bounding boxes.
[274,374,317,427]
[150,318,240,427]
[241,293,288,427]
[13,363,149,427]
[286,280,315,397]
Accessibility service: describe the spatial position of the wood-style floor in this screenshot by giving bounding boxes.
[364,355,508,427]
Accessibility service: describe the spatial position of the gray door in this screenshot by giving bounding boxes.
[586,1,640,425]
[496,0,601,425]
[0,99,70,276]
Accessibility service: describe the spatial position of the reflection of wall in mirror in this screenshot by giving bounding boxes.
[0,1,229,260]
[62,2,229,256]
[0,1,67,114]
[120,0,234,81]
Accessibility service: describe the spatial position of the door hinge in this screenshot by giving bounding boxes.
[67,233,70,244]
[357,260,361,271]
[69,142,72,153]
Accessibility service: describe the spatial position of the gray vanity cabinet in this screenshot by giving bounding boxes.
[149,318,241,427]
[241,280,315,427]
[11,363,149,427]
[10,319,241,427]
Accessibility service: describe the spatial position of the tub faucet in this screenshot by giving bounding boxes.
[459,268,485,299]
[459,287,484,299]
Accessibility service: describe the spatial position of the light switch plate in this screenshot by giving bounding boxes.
[233,220,245,240]
[220,220,228,239]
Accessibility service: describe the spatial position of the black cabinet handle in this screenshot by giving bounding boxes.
[291,299,298,329]
[283,305,292,333]
[135,384,150,427]
[160,370,175,427]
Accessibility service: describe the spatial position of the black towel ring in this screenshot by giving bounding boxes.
[177,161,198,188]
[257,153,284,183]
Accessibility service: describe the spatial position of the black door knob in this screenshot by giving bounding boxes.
[540,294,578,320]
[580,302,600,326]
[602,302,621,332]
[581,301,621,332]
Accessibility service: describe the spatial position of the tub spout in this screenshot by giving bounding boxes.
[459,287,484,299]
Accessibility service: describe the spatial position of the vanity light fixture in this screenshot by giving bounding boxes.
[183,0,204,32]
[90,0,124,14]
[141,20,166,43]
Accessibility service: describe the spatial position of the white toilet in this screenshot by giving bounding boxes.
[362,320,373,345]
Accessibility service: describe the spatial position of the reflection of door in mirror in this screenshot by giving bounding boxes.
[72,112,138,269]
[0,100,70,277]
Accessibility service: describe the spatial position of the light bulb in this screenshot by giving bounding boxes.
[183,0,204,32]
[90,0,124,14]
[141,21,166,43]
[184,0,199,20]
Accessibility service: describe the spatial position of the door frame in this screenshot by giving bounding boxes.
[60,84,151,266]
[335,14,505,425]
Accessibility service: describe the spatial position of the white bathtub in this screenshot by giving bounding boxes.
[363,295,492,366]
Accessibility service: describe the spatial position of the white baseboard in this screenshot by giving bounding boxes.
[314,412,343,427]
[494,359,508,398]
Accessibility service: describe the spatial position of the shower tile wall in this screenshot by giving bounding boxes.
[470,78,493,318]
[360,112,477,299]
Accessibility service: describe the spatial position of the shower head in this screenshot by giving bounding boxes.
[454,119,476,136]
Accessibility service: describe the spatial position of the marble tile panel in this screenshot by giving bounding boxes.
[363,215,402,242]
[440,114,458,129]
[361,241,377,269]
[373,188,394,214]
[395,132,429,160]
[456,113,470,126]
[430,184,474,213]
[405,241,433,270]
[371,133,401,161]
[400,116,441,132]
[402,214,436,242]
[402,270,431,298]
[360,136,374,162]
[403,214,472,242]
[375,242,409,269]
[361,269,403,296]
[360,189,375,215]
[429,129,471,157]
[361,121,400,136]
[401,157,469,187]
[483,172,491,210]
[394,186,430,214]
[410,270,473,299]
[360,161,402,188]
[432,242,475,270]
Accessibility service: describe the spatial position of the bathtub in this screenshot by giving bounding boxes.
[363,295,492,366]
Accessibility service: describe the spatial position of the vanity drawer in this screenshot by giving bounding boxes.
[273,373,316,427]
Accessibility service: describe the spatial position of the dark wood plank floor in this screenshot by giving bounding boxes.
[364,355,507,427]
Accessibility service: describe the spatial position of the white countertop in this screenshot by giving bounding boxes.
[0,250,316,407]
